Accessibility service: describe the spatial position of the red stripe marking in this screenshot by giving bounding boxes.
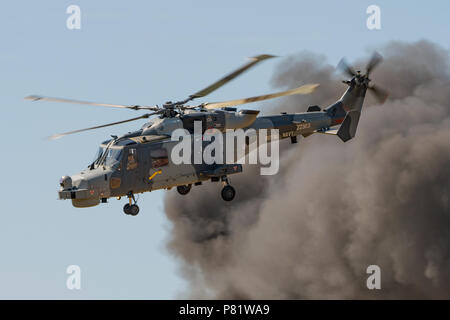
[334,117,345,124]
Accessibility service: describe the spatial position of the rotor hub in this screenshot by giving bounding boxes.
[163,101,174,109]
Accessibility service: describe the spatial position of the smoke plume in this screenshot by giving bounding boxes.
[163,40,450,299]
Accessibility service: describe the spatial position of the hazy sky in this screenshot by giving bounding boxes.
[0,0,449,299]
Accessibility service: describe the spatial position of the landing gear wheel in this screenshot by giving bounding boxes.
[123,191,139,216]
[123,203,139,216]
[129,204,139,216]
[221,185,236,201]
[177,184,192,195]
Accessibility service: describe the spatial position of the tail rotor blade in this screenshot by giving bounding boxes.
[337,57,356,78]
[366,51,383,76]
[369,85,389,104]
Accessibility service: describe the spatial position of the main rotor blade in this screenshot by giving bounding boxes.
[337,57,356,78]
[49,111,161,140]
[203,83,319,109]
[369,84,389,104]
[25,95,159,111]
[366,51,383,76]
[188,54,276,101]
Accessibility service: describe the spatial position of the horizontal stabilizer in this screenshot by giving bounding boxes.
[315,128,339,135]
[316,111,360,142]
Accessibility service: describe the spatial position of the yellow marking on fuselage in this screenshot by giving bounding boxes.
[149,170,162,180]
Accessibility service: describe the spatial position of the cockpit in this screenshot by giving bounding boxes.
[92,144,123,168]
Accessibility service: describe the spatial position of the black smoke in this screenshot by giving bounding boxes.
[163,40,450,299]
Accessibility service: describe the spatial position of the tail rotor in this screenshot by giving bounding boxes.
[337,57,357,78]
[337,51,389,104]
[368,84,389,104]
[331,52,389,142]
[365,51,383,76]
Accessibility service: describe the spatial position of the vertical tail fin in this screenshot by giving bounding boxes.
[324,83,366,142]
[336,110,361,142]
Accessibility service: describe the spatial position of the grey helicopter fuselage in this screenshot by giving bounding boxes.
[26,52,385,214]
[58,79,367,208]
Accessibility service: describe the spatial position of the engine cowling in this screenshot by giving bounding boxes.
[222,109,260,130]
[180,109,260,132]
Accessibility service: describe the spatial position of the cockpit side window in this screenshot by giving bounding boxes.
[126,148,138,170]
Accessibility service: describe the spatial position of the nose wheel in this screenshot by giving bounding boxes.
[123,192,139,216]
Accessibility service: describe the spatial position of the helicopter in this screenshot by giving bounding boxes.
[25,53,387,216]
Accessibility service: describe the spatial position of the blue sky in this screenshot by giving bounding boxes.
[0,0,449,299]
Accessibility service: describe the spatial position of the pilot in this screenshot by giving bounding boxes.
[127,153,138,170]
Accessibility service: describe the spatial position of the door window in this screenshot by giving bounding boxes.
[150,148,169,168]
[126,148,138,170]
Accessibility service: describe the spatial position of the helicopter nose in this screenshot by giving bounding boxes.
[59,174,89,192]
[59,176,72,190]
[58,175,93,203]
[71,175,89,190]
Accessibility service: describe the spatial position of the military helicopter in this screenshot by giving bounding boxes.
[25,53,387,216]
